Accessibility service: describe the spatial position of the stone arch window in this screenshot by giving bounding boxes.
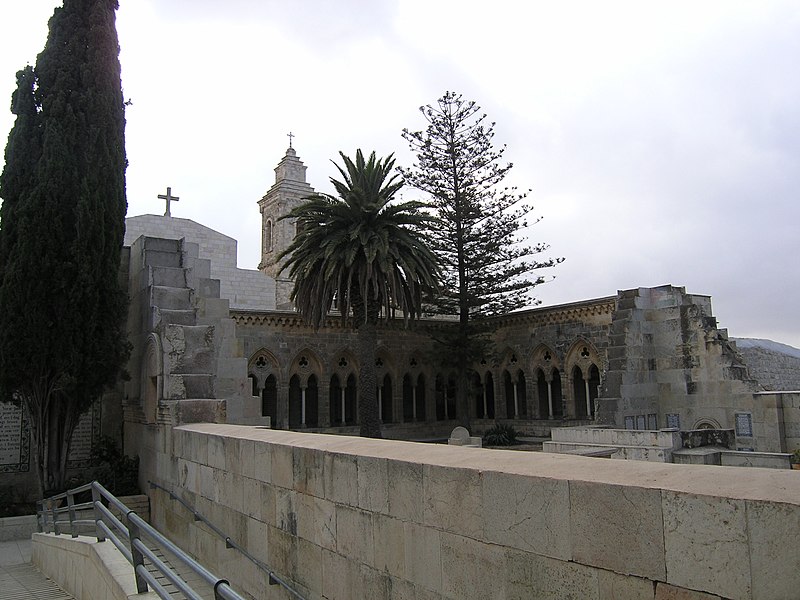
[249,374,258,397]
[379,374,393,423]
[551,368,564,417]
[264,219,273,253]
[473,371,495,419]
[403,373,426,422]
[289,373,318,428]
[435,374,457,421]
[262,374,277,425]
[536,369,550,418]
[571,362,601,419]
[504,370,527,419]
[330,373,357,425]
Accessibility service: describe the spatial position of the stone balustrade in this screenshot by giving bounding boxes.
[146,423,800,600]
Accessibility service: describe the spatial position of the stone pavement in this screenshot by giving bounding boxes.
[0,538,74,599]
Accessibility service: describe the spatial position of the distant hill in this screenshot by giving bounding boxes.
[732,338,800,391]
[732,338,800,360]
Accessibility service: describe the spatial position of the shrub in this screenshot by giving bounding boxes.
[483,424,519,446]
[84,436,140,497]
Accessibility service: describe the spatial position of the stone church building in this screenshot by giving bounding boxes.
[117,144,800,463]
[3,144,798,502]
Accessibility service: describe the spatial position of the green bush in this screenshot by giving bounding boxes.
[483,424,519,446]
[84,436,140,497]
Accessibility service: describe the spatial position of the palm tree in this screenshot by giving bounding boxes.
[279,149,439,438]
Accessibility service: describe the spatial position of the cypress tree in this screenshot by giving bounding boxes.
[0,0,128,496]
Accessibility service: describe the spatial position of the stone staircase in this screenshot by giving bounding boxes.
[128,236,251,425]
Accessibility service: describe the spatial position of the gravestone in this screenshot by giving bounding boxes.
[0,402,30,473]
[448,426,482,448]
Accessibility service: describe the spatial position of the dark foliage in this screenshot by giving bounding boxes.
[483,423,520,446]
[401,92,563,416]
[0,0,129,496]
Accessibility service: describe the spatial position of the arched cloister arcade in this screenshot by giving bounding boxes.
[243,336,605,431]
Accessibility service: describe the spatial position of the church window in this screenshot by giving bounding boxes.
[262,375,277,425]
[264,220,273,253]
[379,374,392,423]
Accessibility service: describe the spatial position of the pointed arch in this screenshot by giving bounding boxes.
[248,348,281,390]
[289,348,323,387]
[289,373,319,428]
[565,340,601,419]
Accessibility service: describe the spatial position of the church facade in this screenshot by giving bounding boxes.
[119,146,799,466]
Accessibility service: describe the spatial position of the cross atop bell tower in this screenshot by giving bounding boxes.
[258,143,316,308]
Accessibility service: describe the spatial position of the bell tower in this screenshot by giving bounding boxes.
[258,143,316,308]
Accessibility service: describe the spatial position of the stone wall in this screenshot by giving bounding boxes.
[125,214,275,311]
[147,423,800,600]
[597,286,767,449]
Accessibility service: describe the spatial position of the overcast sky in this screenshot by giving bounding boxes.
[1,1,799,348]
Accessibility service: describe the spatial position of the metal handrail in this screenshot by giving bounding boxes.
[37,481,246,600]
[149,480,306,600]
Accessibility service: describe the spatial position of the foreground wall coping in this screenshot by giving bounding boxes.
[177,423,800,505]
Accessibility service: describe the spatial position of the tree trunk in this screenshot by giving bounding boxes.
[23,381,82,498]
[357,322,381,438]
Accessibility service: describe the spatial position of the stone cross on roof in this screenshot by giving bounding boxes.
[287,131,294,149]
[158,186,180,217]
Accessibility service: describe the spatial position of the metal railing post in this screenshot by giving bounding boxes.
[50,500,59,536]
[91,483,106,543]
[36,501,44,533]
[127,511,149,594]
[67,490,78,538]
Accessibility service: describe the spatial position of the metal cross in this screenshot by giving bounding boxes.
[158,186,180,217]
[287,131,295,149]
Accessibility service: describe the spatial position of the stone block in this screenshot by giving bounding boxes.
[423,464,483,539]
[358,456,389,513]
[259,481,276,526]
[296,493,336,551]
[324,452,358,506]
[387,460,423,523]
[654,583,721,600]
[293,446,325,497]
[336,504,373,565]
[296,537,323,595]
[374,515,405,578]
[252,439,272,483]
[241,476,261,519]
[238,439,256,479]
[275,487,297,535]
[271,443,294,489]
[505,548,599,600]
[440,532,505,600]
[322,549,355,600]
[746,499,800,600]
[570,481,665,581]
[353,563,391,600]
[662,491,749,600]
[483,471,571,560]
[598,570,655,600]
[404,521,441,593]
[223,436,242,474]
[267,525,298,583]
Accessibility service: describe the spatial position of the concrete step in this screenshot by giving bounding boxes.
[143,249,182,269]
[152,286,192,310]
[150,266,186,288]
[156,308,196,326]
